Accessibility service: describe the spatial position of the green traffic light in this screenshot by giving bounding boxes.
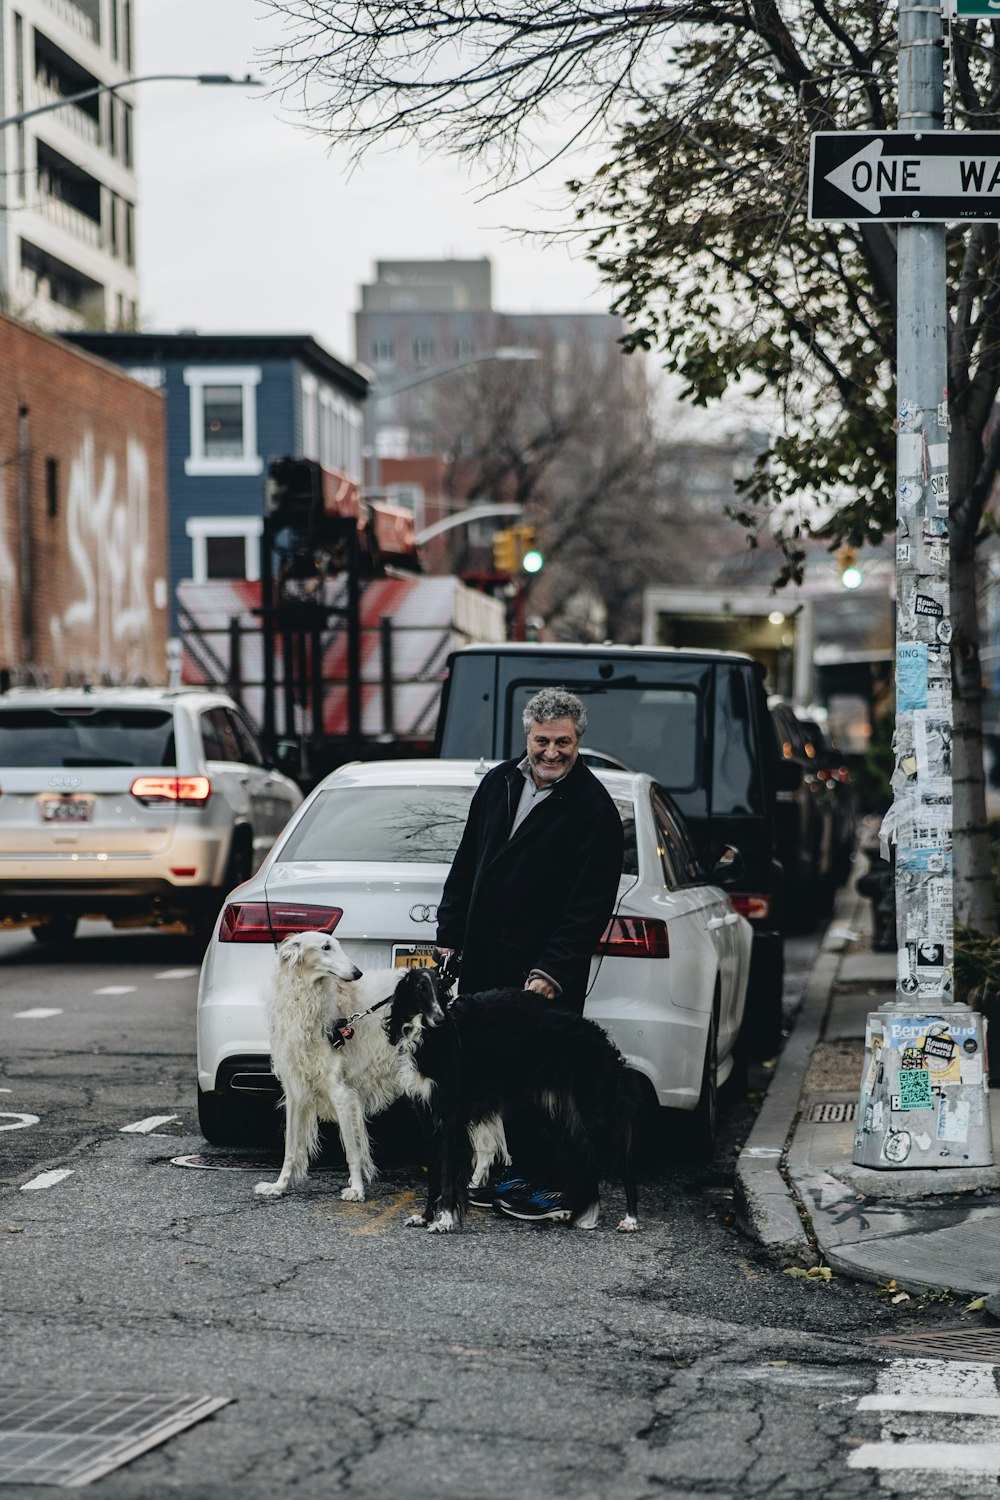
[522,550,543,574]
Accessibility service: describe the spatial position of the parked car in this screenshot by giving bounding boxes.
[769,701,838,930]
[196,759,752,1160]
[434,642,799,1056]
[798,717,856,883]
[0,687,303,945]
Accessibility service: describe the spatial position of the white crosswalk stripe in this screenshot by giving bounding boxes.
[849,1359,1000,1478]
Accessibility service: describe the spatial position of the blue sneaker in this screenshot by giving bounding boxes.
[467,1175,529,1209]
[495,1187,571,1222]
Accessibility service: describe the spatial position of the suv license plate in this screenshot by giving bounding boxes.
[392,944,438,970]
[41,797,93,823]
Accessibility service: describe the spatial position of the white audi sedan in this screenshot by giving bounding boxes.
[196,759,751,1158]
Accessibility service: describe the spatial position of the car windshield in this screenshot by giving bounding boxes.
[279,786,478,864]
[278,783,641,875]
[0,708,175,767]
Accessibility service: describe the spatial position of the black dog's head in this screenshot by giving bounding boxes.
[385,965,449,1046]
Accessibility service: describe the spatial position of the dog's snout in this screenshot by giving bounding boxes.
[350,966,363,981]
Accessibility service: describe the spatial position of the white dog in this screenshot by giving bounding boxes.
[254,931,508,1203]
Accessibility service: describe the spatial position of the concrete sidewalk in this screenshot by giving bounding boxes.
[735,882,1000,1312]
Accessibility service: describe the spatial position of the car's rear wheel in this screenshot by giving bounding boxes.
[739,933,784,1060]
[679,1007,719,1164]
[31,917,78,946]
[197,1086,280,1148]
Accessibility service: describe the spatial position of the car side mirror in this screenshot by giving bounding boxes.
[774,759,803,792]
[273,740,301,778]
[711,845,745,886]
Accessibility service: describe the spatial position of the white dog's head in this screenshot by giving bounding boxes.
[276,930,363,984]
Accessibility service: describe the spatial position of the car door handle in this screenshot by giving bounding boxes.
[724,913,741,925]
[706,916,726,930]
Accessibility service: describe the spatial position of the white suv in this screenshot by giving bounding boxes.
[0,688,303,945]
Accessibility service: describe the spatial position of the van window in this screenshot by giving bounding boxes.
[713,667,763,816]
[510,682,701,793]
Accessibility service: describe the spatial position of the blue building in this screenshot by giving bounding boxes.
[62,331,369,627]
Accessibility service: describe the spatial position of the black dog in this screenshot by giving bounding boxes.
[385,967,640,1234]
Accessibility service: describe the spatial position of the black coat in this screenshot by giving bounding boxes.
[436,756,625,1012]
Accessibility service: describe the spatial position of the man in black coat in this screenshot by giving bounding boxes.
[435,685,625,1219]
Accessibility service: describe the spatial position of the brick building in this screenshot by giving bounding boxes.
[0,313,168,685]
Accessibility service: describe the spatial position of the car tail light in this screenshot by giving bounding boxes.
[218,902,344,943]
[595,916,670,958]
[131,775,212,805]
[729,893,772,922]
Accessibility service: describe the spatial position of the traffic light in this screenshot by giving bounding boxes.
[492,527,519,573]
[517,525,543,574]
[835,543,862,589]
[266,456,323,536]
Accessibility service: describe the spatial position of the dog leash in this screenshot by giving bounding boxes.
[328,991,395,1050]
[328,959,459,1049]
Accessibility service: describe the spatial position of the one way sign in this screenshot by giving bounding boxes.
[809,131,1000,222]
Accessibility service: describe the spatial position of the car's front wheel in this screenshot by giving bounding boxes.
[31,917,78,946]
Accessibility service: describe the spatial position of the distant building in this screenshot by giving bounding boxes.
[0,312,168,685]
[62,330,369,627]
[355,256,640,460]
[0,0,140,331]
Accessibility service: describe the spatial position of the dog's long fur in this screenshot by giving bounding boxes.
[254,933,403,1201]
[386,968,640,1234]
[255,933,509,1202]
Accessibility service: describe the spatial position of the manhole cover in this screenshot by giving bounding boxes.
[876,1327,1000,1363]
[0,1391,229,1487]
[171,1153,282,1171]
[807,1101,858,1124]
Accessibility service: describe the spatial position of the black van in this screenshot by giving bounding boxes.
[434,642,799,1056]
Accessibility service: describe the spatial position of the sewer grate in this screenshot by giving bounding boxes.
[0,1391,229,1487]
[171,1153,282,1171]
[807,1100,858,1124]
[876,1327,1000,1363]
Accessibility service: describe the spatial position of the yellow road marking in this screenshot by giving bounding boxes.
[314,1190,420,1235]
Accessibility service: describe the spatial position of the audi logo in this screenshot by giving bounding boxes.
[409,904,438,923]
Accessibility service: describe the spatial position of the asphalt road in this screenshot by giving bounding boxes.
[1,922,995,1498]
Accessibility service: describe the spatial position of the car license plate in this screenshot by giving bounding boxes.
[40,796,93,823]
[392,943,438,969]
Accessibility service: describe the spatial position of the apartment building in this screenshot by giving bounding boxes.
[0,0,139,331]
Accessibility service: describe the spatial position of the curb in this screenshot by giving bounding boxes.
[733,884,867,1262]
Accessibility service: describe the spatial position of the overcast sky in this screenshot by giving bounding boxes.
[134,0,611,366]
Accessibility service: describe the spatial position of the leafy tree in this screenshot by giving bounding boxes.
[263,0,1000,928]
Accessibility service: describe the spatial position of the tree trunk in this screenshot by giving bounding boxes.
[951,542,995,932]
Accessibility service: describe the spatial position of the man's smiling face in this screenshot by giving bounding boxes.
[526,717,580,786]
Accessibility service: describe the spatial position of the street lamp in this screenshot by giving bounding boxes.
[365,346,539,498]
[0,73,263,132]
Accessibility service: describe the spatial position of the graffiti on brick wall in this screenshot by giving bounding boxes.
[50,432,153,672]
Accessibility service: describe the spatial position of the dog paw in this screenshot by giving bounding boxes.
[340,1186,365,1202]
[426,1210,457,1234]
[254,1182,285,1197]
[616,1216,639,1234]
[405,1213,430,1228]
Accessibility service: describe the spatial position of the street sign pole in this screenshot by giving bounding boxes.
[851,0,993,1168]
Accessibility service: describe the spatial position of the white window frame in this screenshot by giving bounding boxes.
[300,372,319,461]
[186,516,263,582]
[184,365,262,476]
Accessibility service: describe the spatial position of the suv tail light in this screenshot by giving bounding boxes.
[595,916,670,958]
[131,775,212,805]
[218,902,344,943]
[729,893,772,922]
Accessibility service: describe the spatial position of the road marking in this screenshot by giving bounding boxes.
[94,985,136,995]
[155,969,198,980]
[120,1115,180,1134]
[849,1443,1000,1473]
[850,1359,1000,1473]
[314,1190,421,1235]
[14,1008,62,1018]
[21,1169,74,1191]
[0,1113,39,1131]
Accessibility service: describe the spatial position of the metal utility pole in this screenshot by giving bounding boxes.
[850,0,993,1169]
